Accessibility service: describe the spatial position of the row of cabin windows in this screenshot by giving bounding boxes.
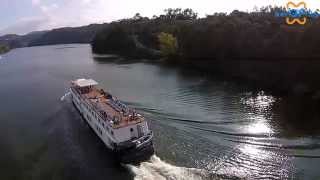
[95,124,103,136]
[86,114,91,121]
[74,91,81,100]
[102,120,114,136]
[85,103,115,136]
[72,91,81,105]
[74,98,79,106]
[71,91,114,138]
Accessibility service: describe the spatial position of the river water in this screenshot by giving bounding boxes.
[0,44,319,180]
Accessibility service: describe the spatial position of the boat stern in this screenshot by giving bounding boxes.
[116,131,154,164]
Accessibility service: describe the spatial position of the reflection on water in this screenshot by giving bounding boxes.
[95,55,320,179]
[245,118,273,134]
[241,91,276,111]
[240,144,264,157]
[0,45,319,180]
[241,91,276,136]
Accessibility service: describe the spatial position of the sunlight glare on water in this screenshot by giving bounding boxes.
[0,45,319,180]
[239,144,268,158]
[241,91,276,111]
[246,115,273,134]
[241,91,276,135]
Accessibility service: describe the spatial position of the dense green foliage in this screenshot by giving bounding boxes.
[91,25,136,55]
[1,8,319,94]
[91,7,320,60]
[158,32,178,57]
[0,44,10,54]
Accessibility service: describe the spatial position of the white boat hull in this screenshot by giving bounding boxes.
[71,91,115,150]
[70,80,154,163]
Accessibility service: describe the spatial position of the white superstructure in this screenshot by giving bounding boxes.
[70,79,154,162]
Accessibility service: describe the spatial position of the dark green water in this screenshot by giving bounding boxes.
[0,44,319,180]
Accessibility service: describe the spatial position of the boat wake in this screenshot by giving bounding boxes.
[124,155,215,180]
[60,91,71,101]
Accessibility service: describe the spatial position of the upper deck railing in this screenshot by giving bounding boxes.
[71,85,143,129]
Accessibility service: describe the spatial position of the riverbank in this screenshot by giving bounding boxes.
[92,53,320,97]
[90,8,320,97]
[177,59,320,97]
[0,44,10,54]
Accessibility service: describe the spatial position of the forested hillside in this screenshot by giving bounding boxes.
[0,24,108,49]
[0,31,47,49]
[92,7,320,60]
[29,24,108,46]
[1,7,320,94]
[91,8,320,95]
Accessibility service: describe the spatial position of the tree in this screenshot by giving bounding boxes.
[158,32,178,57]
[0,44,10,54]
[91,25,136,55]
[133,13,142,20]
[163,8,198,20]
[91,7,320,60]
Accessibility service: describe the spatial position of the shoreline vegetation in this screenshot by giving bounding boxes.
[1,7,320,97]
[0,44,10,54]
[91,7,320,97]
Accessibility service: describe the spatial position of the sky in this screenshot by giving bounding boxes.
[0,0,319,35]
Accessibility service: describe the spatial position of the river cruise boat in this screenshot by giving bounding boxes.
[70,79,154,163]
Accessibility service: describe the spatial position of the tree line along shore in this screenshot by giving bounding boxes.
[1,7,320,96]
[91,8,320,97]
[0,44,10,54]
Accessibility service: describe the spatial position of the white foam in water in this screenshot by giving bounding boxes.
[60,91,71,101]
[124,155,209,180]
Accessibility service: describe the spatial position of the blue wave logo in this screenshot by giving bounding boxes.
[274,1,320,25]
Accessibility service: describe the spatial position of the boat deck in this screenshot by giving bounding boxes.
[79,87,143,129]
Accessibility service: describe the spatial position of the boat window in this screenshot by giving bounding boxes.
[111,131,114,136]
[130,128,133,132]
